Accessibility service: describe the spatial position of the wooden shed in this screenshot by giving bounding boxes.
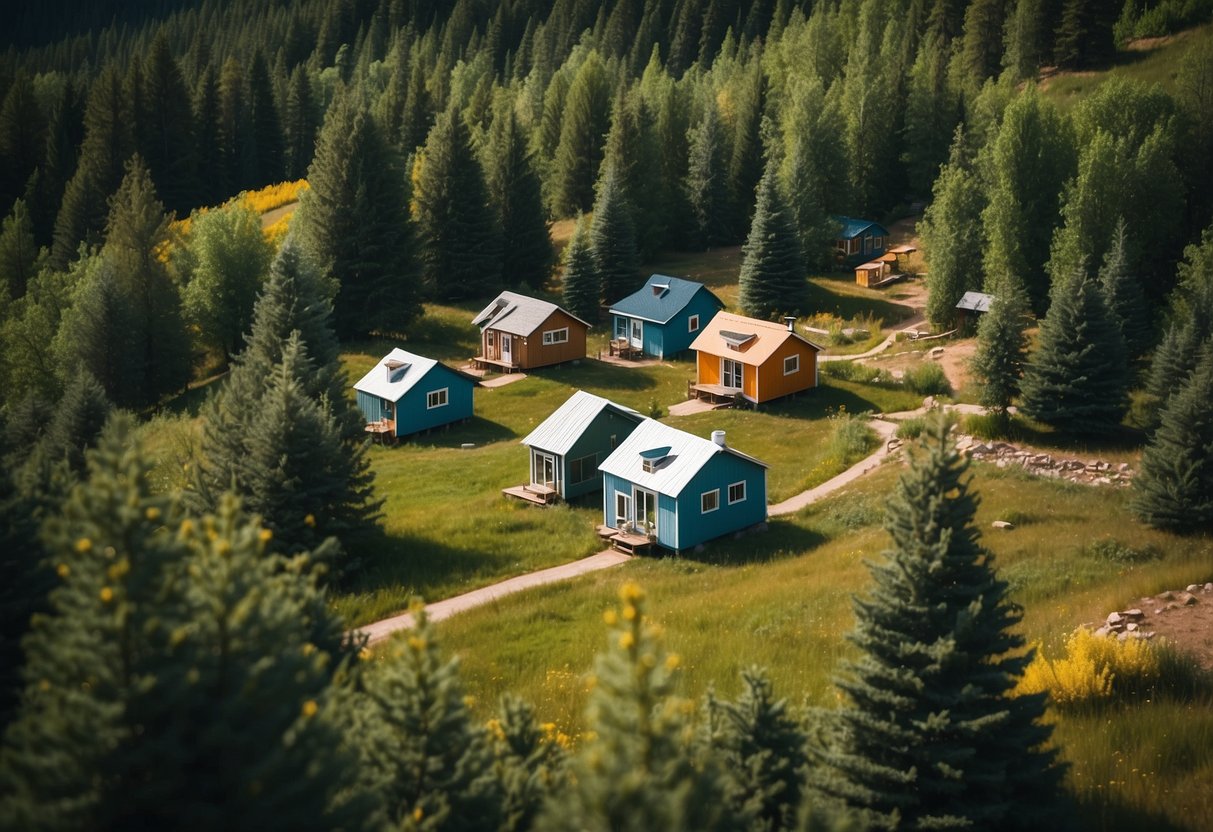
[955,291,995,335]
[471,291,590,371]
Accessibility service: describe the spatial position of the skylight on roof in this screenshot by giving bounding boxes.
[640,445,672,473]
[720,330,756,349]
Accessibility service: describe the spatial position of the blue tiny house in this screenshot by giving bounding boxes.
[353,348,477,440]
[504,391,644,505]
[833,216,890,266]
[598,420,768,552]
[608,275,725,359]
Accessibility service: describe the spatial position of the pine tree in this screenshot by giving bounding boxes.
[600,87,666,259]
[0,73,47,214]
[295,92,421,338]
[1002,0,1044,81]
[0,415,373,831]
[192,64,227,207]
[181,200,274,362]
[142,33,198,214]
[561,214,600,321]
[549,52,612,216]
[841,0,900,214]
[1143,229,1213,421]
[248,52,285,185]
[283,66,319,180]
[1132,341,1213,533]
[1099,218,1152,360]
[1020,268,1129,434]
[0,198,38,301]
[0,262,76,408]
[346,605,505,830]
[27,80,84,248]
[484,97,553,289]
[589,162,640,305]
[903,31,961,198]
[414,104,501,301]
[685,98,734,249]
[218,57,253,192]
[971,276,1030,419]
[538,583,740,831]
[729,59,766,227]
[740,157,805,320]
[921,134,986,327]
[959,0,1007,81]
[811,415,1062,830]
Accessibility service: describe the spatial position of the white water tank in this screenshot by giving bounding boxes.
[711,430,726,447]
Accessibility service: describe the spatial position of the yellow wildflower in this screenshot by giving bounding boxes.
[259,528,273,543]
[304,513,316,527]
[619,581,644,603]
[408,636,427,651]
[665,654,681,671]
[412,807,424,823]
[75,537,91,553]
[622,604,637,621]
[99,587,114,604]
[603,609,618,625]
[56,563,70,578]
[145,506,160,521]
[179,519,194,537]
[618,632,635,650]
[301,699,318,718]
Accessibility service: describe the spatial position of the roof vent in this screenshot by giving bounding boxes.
[640,445,672,473]
[783,316,796,332]
[720,330,756,350]
[385,358,409,383]
[711,430,726,448]
[652,283,670,297]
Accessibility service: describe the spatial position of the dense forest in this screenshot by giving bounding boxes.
[2,0,1213,828]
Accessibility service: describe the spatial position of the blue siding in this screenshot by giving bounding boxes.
[392,365,475,436]
[560,410,643,500]
[612,288,723,359]
[357,390,391,424]
[676,454,768,550]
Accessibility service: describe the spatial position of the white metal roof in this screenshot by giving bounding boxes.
[471,291,590,337]
[521,390,642,455]
[956,291,995,312]
[598,418,767,498]
[353,348,444,403]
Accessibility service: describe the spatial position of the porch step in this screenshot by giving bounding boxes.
[502,485,551,506]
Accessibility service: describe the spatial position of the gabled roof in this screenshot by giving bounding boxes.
[956,291,995,313]
[471,291,590,337]
[599,419,767,499]
[689,312,822,366]
[521,391,642,455]
[353,348,473,403]
[608,274,724,324]
[832,215,890,240]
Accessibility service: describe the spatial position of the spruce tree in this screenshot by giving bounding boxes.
[491,694,567,832]
[685,98,734,249]
[283,66,319,181]
[142,33,198,214]
[600,86,666,259]
[538,583,740,831]
[0,198,38,301]
[0,73,47,214]
[729,59,767,227]
[295,92,421,338]
[1099,218,1152,360]
[971,276,1030,420]
[192,64,227,207]
[1132,341,1213,533]
[1020,268,1129,434]
[248,52,285,185]
[903,32,961,198]
[549,52,612,216]
[561,214,600,322]
[484,97,553,289]
[738,158,806,320]
[218,57,252,193]
[589,162,640,305]
[921,133,986,328]
[414,104,502,301]
[811,415,1062,830]
[0,416,373,831]
[1143,229,1213,422]
[28,80,84,248]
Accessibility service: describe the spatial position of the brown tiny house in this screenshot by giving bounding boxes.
[471,292,590,371]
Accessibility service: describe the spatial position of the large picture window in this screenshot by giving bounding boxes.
[569,453,598,484]
[426,388,448,409]
[543,328,569,345]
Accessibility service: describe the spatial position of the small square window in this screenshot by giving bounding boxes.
[783,354,799,376]
[426,388,448,409]
[701,489,719,514]
[728,481,746,505]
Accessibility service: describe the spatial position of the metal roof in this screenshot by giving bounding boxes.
[832,215,890,240]
[690,312,822,366]
[608,274,724,324]
[521,390,642,455]
[471,291,590,337]
[956,291,995,313]
[353,348,448,403]
[598,419,767,499]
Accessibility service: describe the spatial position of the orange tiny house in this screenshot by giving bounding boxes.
[688,312,821,406]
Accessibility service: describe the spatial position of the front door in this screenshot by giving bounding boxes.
[486,330,496,359]
[615,491,632,530]
[501,333,512,365]
[630,319,643,348]
[533,451,558,492]
[633,487,657,536]
[722,358,743,389]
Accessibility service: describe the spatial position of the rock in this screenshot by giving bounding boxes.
[930,347,945,359]
[1118,463,1131,472]
[1187,584,1201,593]
[1106,612,1124,626]
[1160,590,1176,601]
[1143,631,1156,639]
[1155,609,1163,615]
[1166,602,1179,611]
[1126,622,1138,632]
[1094,625,1112,638]
[923,396,937,409]
[1206,583,1213,593]
[1123,609,1144,619]
[1180,593,1198,606]
[996,459,1007,468]
[1096,477,1112,485]
[992,520,1015,530]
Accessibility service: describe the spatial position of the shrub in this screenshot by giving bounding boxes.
[895,416,928,440]
[964,412,1013,440]
[1084,538,1160,565]
[828,409,877,462]
[822,360,885,384]
[902,361,951,396]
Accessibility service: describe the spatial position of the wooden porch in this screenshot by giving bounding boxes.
[595,524,655,555]
[687,380,744,407]
[472,355,521,373]
[608,338,644,360]
[502,483,559,506]
[364,419,396,444]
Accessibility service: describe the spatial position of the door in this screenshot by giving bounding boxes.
[633,487,657,536]
[486,330,496,359]
[630,318,643,348]
[722,358,743,389]
[615,491,632,530]
[533,451,558,492]
[501,333,512,364]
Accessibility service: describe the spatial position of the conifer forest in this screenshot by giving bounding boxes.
[2,0,1213,829]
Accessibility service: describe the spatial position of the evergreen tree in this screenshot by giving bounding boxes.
[1099,218,1152,360]
[485,97,553,289]
[491,694,567,832]
[346,605,504,830]
[538,583,740,831]
[589,162,640,305]
[0,198,38,302]
[248,52,285,185]
[283,66,319,181]
[218,57,253,192]
[295,92,421,338]
[414,104,502,301]
[142,33,197,214]
[1132,342,1213,533]
[0,73,47,214]
[959,0,1007,81]
[739,158,806,320]
[0,262,76,408]
[1002,0,1044,81]
[1143,229,1213,420]
[549,52,612,216]
[811,415,1062,830]
[1020,268,1129,434]
[729,59,766,227]
[685,97,734,249]
[841,0,900,214]
[1053,0,1118,69]
[192,64,227,207]
[601,87,666,259]
[561,214,600,322]
[903,31,961,198]
[181,200,275,362]
[0,416,373,831]
[27,80,84,248]
[921,135,986,327]
[971,276,1030,419]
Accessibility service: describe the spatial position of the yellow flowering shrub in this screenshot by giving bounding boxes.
[1015,628,1168,706]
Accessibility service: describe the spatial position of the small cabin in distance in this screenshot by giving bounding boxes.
[353,348,477,441]
[833,216,890,266]
[955,291,995,335]
[854,245,917,288]
[471,292,590,372]
[608,275,725,359]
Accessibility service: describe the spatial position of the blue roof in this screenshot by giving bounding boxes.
[608,275,724,325]
[833,216,889,240]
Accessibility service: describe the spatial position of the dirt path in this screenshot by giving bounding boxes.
[260,201,299,229]
[769,418,900,516]
[818,314,926,363]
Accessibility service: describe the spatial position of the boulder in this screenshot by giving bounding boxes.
[1106,612,1124,626]
[992,520,1015,530]
[1123,609,1144,619]
[1186,584,1201,593]
[1205,583,1213,593]
[1180,593,1199,606]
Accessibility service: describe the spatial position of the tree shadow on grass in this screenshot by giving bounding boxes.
[342,526,502,604]
[529,359,669,393]
[394,415,515,447]
[759,384,895,420]
[1060,791,1188,832]
[664,518,827,567]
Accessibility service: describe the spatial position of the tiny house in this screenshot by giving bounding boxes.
[353,348,477,439]
[503,391,644,505]
[833,216,890,266]
[598,420,768,553]
[471,291,590,371]
[955,291,994,334]
[608,274,725,359]
[689,312,821,406]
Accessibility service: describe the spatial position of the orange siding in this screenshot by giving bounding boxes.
[517,310,588,369]
[755,340,817,402]
[744,363,758,400]
[697,351,722,385]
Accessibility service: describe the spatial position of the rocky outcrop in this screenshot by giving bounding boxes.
[953,434,1133,487]
[1090,584,1213,642]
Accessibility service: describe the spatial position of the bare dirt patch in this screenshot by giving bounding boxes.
[259,200,298,229]
[1098,585,1213,671]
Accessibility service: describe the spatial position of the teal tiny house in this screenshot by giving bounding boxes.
[599,420,768,552]
[608,275,725,359]
[503,391,644,504]
[353,348,477,440]
[832,216,890,266]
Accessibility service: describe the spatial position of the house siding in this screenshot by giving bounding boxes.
[357,390,392,424]
[556,409,643,500]
[391,365,475,436]
[677,454,767,550]
[515,309,588,369]
[756,339,817,402]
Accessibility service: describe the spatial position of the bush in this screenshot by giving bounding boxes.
[821,360,886,384]
[895,416,928,440]
[964,411,1013,440]
[828,409,877,462]
[1084,538,1160,565]
[902,361,951,396]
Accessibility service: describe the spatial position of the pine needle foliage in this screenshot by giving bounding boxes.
[560,214,600,323]
[971,276,1030,418]
[739,158,805,320]
[811,415,1062,830]
[1099,218,1152,360]
[589,162,640,305]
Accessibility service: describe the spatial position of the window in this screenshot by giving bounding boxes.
[688,314,700,333]
[783,354,799,376]
[722,358,743,389]
[543,327,569,345]
[569,454,598,484]
[426,388,448,409]
[873,235,884,250]
[701,489,719,514]
[384,401,394,415]
[642,458,658,473]
[728,480,747,505]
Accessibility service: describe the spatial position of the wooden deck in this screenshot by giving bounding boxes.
[595,524,657,555]
[502,483,559,505]
[687,381,744,407]
[472,355,521,372]
[868,272,908,288]
[608,339,644,360]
